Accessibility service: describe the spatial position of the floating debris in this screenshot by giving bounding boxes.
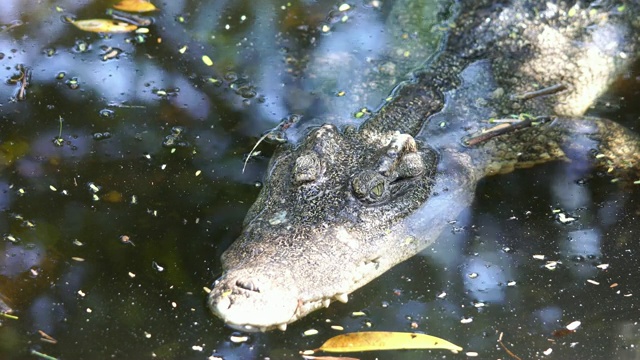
[1,313,19,320]
[120,235,135,245]
[229,333,249,343]
[88,182,101,193]
[152,261,164,272]
[304,329,319,336]
[460,317,473,324]
[100,46,123,61]
[566,321,581,331]
[202,55,213,66]
[4,234,18,243]
[39,330,58,344]
[30,350,58,360]
[557,212,577,224]
[544,261,559,270]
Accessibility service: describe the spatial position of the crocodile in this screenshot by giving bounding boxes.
[208,0,640,331]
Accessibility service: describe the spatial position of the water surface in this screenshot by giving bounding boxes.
[0,1,639,359]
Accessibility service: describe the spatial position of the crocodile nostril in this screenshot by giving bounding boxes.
[236,279,261,293]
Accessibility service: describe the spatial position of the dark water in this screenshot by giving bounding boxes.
[0,1,639,359]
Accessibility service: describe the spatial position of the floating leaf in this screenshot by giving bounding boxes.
[302,356,360,360]
[314,331,463,353]
[113,0,157,12]
[70,19,137,33]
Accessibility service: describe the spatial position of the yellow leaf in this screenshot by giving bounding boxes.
[71,19,137,33]
[315,331,463,353]
[113,0,158,13]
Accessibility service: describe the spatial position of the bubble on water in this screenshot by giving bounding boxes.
[224,72,238,82]
[235,85,257,99]
[99,109,115,119]
[93,132,112,140]
[42,47,56,57]
[66,77,80,90]
[74,40,90,53]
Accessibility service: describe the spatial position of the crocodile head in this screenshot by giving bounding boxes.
[207,124,439,331]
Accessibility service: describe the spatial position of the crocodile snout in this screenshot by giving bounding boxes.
[208,269,299,332]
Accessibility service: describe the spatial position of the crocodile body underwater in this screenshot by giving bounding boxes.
[208,0,640,331]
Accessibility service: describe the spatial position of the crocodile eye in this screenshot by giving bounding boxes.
[351,170,388,203]
[371,182,384,198]
[292,152,321,185]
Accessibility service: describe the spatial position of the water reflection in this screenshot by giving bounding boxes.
[0,0,639,359]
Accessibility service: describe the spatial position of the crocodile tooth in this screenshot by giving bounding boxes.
[277,323,288,331]
[322,299,331,308]
[259,326,267,332]
[335,293,348,303]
